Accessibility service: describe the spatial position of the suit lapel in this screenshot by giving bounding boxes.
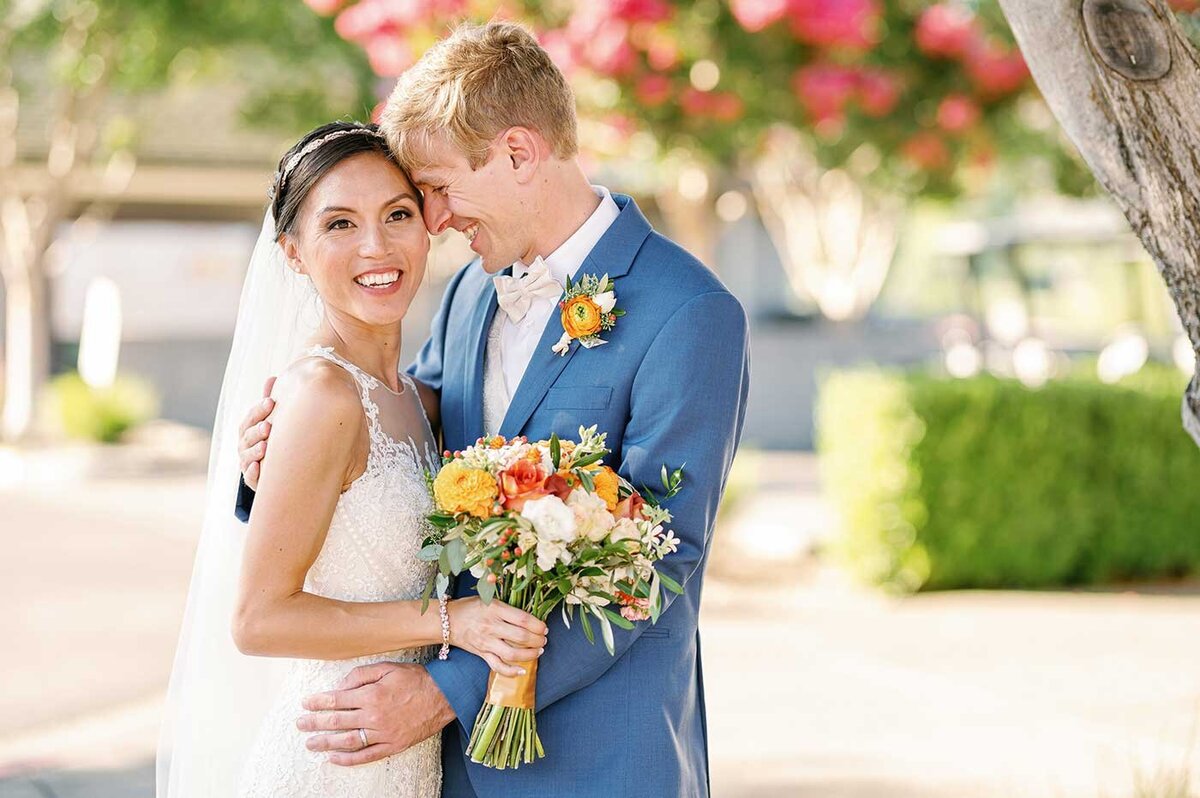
[463,270,500,443]
[498,194,652,438]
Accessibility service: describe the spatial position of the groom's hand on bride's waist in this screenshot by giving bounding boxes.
[296,662,455,766]
[238,377,276,491]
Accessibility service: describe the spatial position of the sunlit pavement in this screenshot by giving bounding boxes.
[2,450,1199,798]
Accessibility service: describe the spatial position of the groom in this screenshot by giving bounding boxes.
[237,21,749,798]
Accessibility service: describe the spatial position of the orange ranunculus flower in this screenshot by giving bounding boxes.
[499,459,548,513]
[433,460,499,518]
[614,491,646,521]
[561,296,603,338]
[593,466,620,511]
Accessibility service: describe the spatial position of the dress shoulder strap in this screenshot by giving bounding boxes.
[302,346,383,431]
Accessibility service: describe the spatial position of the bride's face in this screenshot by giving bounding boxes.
[281,151,429,329]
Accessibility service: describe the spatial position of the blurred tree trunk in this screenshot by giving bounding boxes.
[655,162,718,271]
[998,0,1200,445]
[0,6,108,441]
[751,126,898,322]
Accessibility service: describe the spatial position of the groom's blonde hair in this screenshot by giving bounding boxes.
[380,21,579,170]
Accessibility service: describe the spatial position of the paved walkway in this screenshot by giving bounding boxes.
[2,450,1199,797]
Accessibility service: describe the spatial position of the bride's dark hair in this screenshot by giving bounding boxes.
[269,121,415,239]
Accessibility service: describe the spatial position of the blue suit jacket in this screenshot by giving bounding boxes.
[408,194,750,798]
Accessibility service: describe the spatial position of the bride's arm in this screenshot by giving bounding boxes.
[232,361,545,671]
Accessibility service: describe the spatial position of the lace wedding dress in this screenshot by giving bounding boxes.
[236,345,443,797]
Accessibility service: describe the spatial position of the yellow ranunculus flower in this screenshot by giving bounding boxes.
[561,296,603,338]
[433,460,499,518]
[592,466,620,512]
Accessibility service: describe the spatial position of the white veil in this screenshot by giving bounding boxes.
[156,210,323,797]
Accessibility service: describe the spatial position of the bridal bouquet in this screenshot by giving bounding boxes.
[419,426,684,769]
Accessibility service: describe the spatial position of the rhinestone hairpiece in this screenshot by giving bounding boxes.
[269,128,385,201]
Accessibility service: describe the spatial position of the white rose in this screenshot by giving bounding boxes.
[567,488,615,542]
[522,495,578,544]
[536,538,572,572]
[517,528,538,554]
[566,574,612,607]
[609,517,642,552]
[609,518,640,543]
[593,291,617,314]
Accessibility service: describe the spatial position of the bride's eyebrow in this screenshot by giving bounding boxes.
[317,193,417,216]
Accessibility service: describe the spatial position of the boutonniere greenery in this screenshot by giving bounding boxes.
[551,273,625,356]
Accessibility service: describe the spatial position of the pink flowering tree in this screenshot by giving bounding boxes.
[302,1,1090,319]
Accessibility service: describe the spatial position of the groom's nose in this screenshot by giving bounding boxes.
[422,193,452,235]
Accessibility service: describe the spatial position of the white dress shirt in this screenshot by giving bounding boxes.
[481,185,620,433]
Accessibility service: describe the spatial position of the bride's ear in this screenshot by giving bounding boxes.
[278,234,306,276]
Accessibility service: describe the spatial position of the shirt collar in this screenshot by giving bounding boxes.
[513,185,621,284]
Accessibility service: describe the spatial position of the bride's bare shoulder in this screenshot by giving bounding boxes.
[269,356,363,432]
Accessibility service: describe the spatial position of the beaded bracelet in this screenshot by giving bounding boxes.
[438,594,451,660]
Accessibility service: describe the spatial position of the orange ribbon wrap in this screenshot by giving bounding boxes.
[485,660,538,709]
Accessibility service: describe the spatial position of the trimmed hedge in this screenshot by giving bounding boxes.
[817,365,1200,592]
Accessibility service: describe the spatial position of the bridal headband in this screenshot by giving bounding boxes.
[269,127,386,201]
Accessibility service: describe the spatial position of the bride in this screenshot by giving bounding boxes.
[156,121,547,797]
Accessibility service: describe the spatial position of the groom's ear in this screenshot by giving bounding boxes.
[499,126,541,184]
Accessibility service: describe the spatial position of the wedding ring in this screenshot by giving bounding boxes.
[358,728,369,749]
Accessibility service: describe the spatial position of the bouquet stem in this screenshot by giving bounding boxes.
[466,660,542,769]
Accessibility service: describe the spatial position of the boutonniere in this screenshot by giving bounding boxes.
[552,273,626,356]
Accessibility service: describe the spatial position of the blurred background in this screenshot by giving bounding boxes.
[3,1,1200,796]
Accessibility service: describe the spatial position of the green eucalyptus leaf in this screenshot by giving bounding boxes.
[445,537,466,574]
[603,607,635,630]
[572,451,607,469]
[658,571,684,594]
[595,606,615,655]
[580,607,595,644]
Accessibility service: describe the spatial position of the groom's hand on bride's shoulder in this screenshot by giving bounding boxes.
[238,377,277,491]
[297,662,455,766]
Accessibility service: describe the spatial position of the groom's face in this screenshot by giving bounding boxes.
[408,134,533,274]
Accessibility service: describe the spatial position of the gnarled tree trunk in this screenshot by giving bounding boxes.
[998,0,1200,445]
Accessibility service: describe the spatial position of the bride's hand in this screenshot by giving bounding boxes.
[238,377,277,490]
[448,597,548,676]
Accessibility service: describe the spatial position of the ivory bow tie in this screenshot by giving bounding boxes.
[493,257,563,323]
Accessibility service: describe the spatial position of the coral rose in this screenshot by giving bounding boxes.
[614,491,646,521]
[592,466,620,511]
[543,472,575,501]
[499,459,549,512]
[561,296,603,338]
[433,460,498,518]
